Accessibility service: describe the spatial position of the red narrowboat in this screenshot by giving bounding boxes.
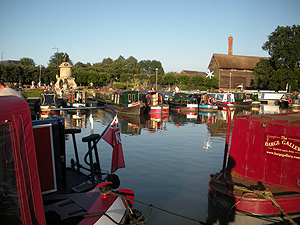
[207,102,300,224]
[0,96,139,225]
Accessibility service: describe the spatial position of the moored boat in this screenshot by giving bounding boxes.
[198,93,218,112]
[143,90,169,115]
[0,96,139,225]
[39,89,67,118]
[94,90,146,116]
[209,93,235,110]
[168,92,200,113]
[68,89,98,108]
[207,102,300,224]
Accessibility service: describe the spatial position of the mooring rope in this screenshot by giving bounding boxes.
[210,178,298,225]
[110,190,207,224]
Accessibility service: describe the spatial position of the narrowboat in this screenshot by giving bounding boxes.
[209,93,235,110]
[143,90,169,115]
[68,89,98,108]
[278,92,300,111]
[198,93,218,112]
[233,92,252,108]
[0,96,139,225]
[40,89,67,117]
[207,102,300,224]
[94,90,146,116]
[168,92,201,113]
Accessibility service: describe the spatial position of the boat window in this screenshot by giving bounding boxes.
[132,94,135,102]
[117,95,120,104]
[128,94,131,103]
[111,94,114,101]
[0,123,22,224]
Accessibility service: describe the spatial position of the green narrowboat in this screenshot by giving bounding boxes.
[94,90,146,115]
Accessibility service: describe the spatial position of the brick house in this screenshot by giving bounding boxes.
[179,70,206,78]
[208,36,268,90]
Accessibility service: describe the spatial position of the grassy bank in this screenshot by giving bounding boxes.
[26,89,44,98]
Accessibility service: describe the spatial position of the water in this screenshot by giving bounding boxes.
[62,105,287,225]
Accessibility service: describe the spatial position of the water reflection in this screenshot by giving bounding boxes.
[40,104,296,225]
[50,104,295,138]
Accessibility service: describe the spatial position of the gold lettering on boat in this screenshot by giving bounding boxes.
[265,135,300,160]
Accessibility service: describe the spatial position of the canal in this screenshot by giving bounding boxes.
[60,104,286,225]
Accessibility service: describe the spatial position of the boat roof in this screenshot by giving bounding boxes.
[0,96,46,224]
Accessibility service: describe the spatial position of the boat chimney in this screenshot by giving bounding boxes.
[228,35,233,55]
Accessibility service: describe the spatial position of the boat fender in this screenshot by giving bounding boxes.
[107,173,120,189]
[207,195,235,225]
[288,99,292,104]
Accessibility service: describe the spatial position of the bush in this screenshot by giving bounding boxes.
[113,83,126,89]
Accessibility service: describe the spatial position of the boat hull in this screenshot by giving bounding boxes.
[207,193,300,225]
[97,99,146,116]
[198,104,218,112]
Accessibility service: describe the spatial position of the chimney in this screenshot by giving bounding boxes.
[228,35,233,55]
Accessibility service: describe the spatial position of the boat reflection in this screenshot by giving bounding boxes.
[45,104,290,138]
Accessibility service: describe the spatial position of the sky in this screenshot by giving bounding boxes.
[0,0,299,73]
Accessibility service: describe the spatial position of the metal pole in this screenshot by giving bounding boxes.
[39,65,41,83]
[1,51,4,62]
[155,68,158,91]
[229,73,231,92]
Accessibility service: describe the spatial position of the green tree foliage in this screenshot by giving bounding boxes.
[19,57,35,66]
[163,72,176,85]
[191,73,205,86]
[177,74,190,85]
[120,73,134,83]
[4,63,21,82]
[205,76,219,89]
[254,25,300,91]
[48,52,73,66]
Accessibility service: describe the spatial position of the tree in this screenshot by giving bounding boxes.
[205,76,219,89]
[48,52,73,66]
[191,73,205,86]
[163,72,176,85]
[253,25,300,91]
[19,57,35,66]
[4,63,21,83]
[177,74,190,85]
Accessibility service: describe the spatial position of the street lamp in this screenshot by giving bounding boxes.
[39,65,42,84]
[155,68,158,91]
[1,51,4,62]
[229,72,232,92]
[52,47,59,75]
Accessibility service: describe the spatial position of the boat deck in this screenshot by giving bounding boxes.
[209,172,300,199]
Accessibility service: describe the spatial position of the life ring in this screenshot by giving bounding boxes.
[209,97,214,104]
[288,99,292,104]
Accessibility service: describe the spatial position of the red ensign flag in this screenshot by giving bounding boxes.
[103,116,125,173]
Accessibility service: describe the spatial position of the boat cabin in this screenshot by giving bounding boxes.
[168,92,200,105]
[207,109,300,224]
[95,90,142,107]
[0,96,135,225]
[68,90,87,107]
